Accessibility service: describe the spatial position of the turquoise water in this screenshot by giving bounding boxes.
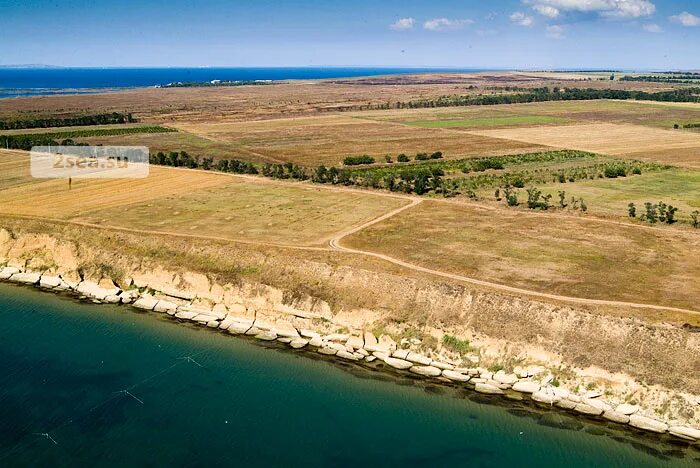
[0,283,697,467]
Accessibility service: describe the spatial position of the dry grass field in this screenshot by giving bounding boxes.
[165,115,546,166]
[0,152,407,245]
[72,181,407,245]
[469,122,700,168]
[343,200,700,311]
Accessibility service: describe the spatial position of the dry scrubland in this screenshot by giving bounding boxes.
[344,200,700,312]
[0,72,699,323]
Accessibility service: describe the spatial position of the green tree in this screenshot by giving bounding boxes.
[627,202,636,218]
[691,210,699,228]
[558,191,567,208]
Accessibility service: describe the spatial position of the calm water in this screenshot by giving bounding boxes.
[0,67,483,99]
[0,283,697,467]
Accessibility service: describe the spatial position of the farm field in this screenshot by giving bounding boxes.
[469,122,700,168]
[343,200,700,311]
[0,152,408,245]
[404,115,569,128]
[165,115,546,166]
[537,168,700,220]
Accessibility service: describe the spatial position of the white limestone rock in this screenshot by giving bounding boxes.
[325,333,349,342]
[308,336,325,347]
[10,272,41,285]
[392,349,410,360]
[219,316,236,330]
[573,403,603,416]
[409,366,441,377]
[602,411,630,424]
[103,295,121,304]
[512,381,540,394]
[175,311,198,320]
[154,300,178,314]
[668,426,700,441]
[583,398,612,412]
[615,404,639,415]
[430,361,454,371]
[532,391,559,405]
[406,352,431,365]
[628,415,668,433]
[255,331,278,341]
[382,357,413,370]
[300,329,320,339]
[318,347,338,356]
[206,320,220,328]
[133,295,159,311]
[337,350,359,361]
[39,275,62,289]
[289,338,308,349]
[555,399,577,410]
[346,336,364,350]
[441,370,470,382]
[0,266,20,279]
[493,371,518,385]
[119,290,140,304]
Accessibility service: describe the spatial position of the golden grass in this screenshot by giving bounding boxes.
[0,152,406,245]
[72,181,407,246]
[344,200,700,311]
[469,122,700,168]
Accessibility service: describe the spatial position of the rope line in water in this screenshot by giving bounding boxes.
[0,349,208,460]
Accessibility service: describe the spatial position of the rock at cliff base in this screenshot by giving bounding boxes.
[475,383,504,395]
[602,411,630,424]
[628,415,668,433]
[441,370,470,382]
[409,366,441,377]
[383,357,413,370]
[512,381,540,394]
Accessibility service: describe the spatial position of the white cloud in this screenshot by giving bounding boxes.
[423,18,474,31]
[643,23,662,33]
[534,5,560,18]
[510,12,535,27]
[546,24,565,38]
[669,11,700,27]
[525,1,656,19]
[390,18,415,31]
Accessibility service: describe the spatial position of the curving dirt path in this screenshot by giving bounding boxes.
[328,200,700,316]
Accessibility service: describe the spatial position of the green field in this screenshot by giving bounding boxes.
[405,115,568,128]
[537,168,700,221]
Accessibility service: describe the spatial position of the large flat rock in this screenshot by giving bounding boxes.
[474,383,504,395]
[409,365,441,377]
[628,415,668,433]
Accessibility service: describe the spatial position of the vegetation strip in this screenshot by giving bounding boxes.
[0,126,177,151]
[0,112,136,130]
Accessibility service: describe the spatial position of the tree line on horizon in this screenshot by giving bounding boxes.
[0,112,135,130]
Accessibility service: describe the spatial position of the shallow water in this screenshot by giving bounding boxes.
[0,283,697,467]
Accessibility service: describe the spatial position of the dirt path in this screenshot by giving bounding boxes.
[328,201,700,317]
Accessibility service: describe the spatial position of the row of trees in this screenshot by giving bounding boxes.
[344,151,444,166]
[628,202,680,224]
[496,187,587,212]
[0,112,135,130]
[148,151,257,174]
[0,134,90,151]
[388,87,700,110]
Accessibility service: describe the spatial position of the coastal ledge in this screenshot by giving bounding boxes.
[1,264,699,446]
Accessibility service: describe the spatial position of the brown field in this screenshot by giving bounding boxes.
[343,200,700,311]
[166,115,546,166]
[469,122,700,168]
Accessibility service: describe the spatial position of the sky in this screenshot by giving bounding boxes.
[0,0,699,69]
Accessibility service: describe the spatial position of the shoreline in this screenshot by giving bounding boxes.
[1,264,698,447]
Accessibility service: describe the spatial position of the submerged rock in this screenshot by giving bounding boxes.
[409,366,441,377]
[475,383,504,395]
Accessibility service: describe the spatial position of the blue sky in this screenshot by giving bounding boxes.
[0,0,699,69]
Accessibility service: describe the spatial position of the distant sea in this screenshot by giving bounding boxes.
[0,67,488,99]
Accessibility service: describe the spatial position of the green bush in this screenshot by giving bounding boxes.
[343,155,375,166]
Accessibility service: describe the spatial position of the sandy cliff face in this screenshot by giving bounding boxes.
[0,222,698,423]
